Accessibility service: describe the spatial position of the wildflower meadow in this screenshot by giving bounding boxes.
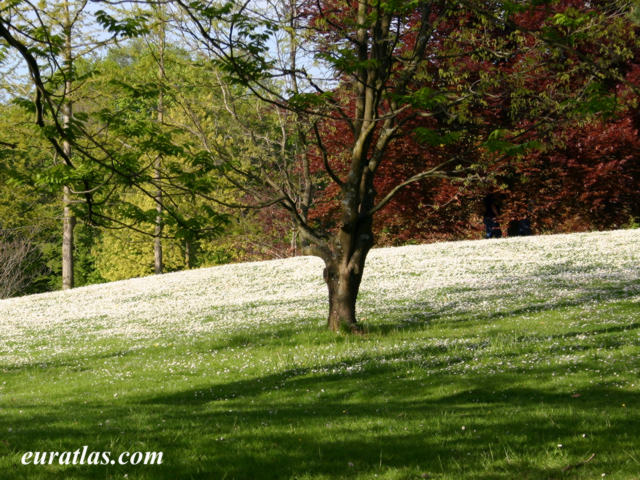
[1,229,639,479]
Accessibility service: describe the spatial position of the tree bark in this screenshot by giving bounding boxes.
[61,0,74,290]
[62,185,75,290]
[322,216,374,331]
[324,261,363,331]
[184,239,192,269]
[154,202,162,274]
[154,15,166,275]
[154,167,163,274]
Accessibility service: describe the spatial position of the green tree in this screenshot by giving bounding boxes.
[89,38,232,275]
[0,101,59,294]
[174,0,640,331]
[0,2,228,285]
[0,0,135,289]
[175,0,495,330]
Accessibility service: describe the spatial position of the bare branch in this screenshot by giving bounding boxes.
[368,158,457,216]
[313,121,344,187]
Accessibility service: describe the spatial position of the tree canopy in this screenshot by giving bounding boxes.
[0,0,637,332]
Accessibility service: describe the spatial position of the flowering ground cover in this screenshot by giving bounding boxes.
[0,229,639,479]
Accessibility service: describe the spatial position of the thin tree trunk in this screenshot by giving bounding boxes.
[184,239,191,269]
[154,173,163,274]
[154,17,166,275]
[290,226,298,256]
[62,185,75,290]
[61,0,74,290]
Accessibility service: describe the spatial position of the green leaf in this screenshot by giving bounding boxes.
[95,10,149,38]
[413,128,461,147]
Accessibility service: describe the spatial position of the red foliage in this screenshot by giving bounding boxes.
[303,0,640,245]
[504,115,640,233]
[307,95,482,244]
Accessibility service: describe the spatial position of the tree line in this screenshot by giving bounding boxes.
[0,0,638,331]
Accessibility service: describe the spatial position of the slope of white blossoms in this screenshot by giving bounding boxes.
[1,229,638,367]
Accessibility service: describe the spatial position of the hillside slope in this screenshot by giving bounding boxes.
[1,229,639,479]
[1,229,639,366]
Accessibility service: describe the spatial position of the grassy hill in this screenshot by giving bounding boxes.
[1,229,639,479]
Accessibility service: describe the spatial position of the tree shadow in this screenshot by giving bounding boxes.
[3,348,639,480]
[362,276,640,334]
[3,261,638,479]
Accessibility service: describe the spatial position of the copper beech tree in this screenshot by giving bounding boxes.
[307,1,640,243]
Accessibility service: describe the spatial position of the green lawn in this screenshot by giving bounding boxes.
[1,230,639,479]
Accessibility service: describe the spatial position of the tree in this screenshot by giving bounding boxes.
[149,4,169,275]
[306,0,640,241]
[0,0,131,289]
[0,100,61,293]
[0,228,45,298]
[176,0,563,330]
[470,0,640,234]
[0,1,228,284]
[2,0,636,331]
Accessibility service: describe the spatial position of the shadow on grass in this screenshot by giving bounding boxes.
[3,349,639,480]
[363,278,640,335]
[2,272,639,479]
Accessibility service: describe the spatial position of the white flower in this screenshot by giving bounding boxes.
[0,229,637,370]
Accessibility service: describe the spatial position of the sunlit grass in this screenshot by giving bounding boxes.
[1,230,639,479]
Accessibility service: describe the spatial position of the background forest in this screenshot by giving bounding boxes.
[0,0,638,300]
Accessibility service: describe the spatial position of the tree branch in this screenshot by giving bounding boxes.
[368,158,457,216]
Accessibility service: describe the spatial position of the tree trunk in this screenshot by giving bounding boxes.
[154,12,166,275]
[322,223,372,332]
[62,185,75,290]
[61,2,74,290]
[184,239,192,269]
[290,226,298,256]
[153,118,163,275]
[154,211,162,274]
[324,261,363,331]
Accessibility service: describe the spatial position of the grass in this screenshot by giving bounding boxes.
[0,230,639,479]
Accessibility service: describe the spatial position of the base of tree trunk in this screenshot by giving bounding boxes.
[327,313,363,333]
[325,264,364,333]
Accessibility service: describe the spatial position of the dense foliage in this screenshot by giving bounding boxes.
[0,0,638,306]
[308,1,640,244]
